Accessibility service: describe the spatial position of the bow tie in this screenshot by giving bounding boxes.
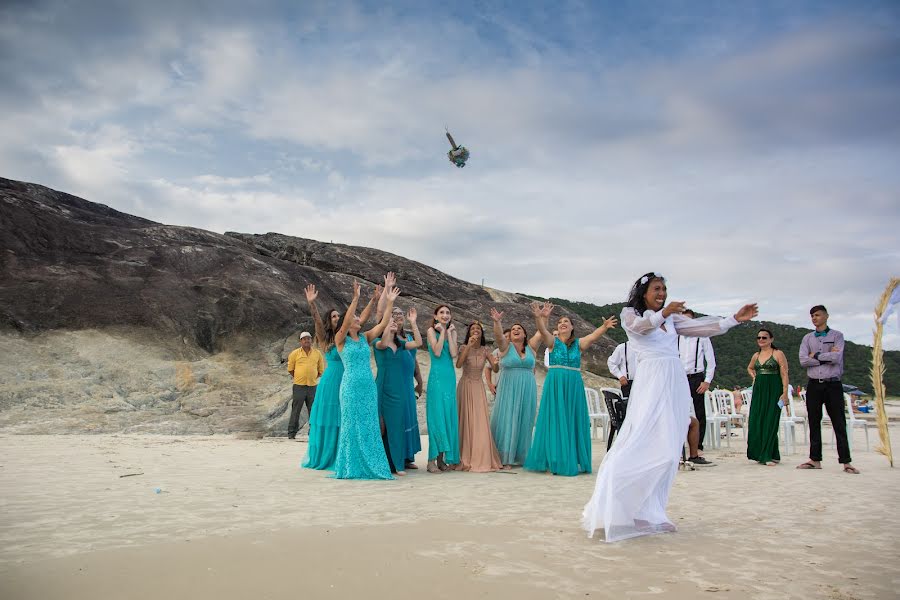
[814,329,829,338]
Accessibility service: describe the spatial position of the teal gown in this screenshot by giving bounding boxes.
[746,356,783,464]
[524,338,592,476]
[400,333,422,462]
[332,336,393,480]
[374,337,407,471]
[302,345,343,470]
[490,345,538,466]
[425,335,459,464]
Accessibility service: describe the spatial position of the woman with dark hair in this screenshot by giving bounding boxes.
[525,302,618,476]
[302,283,378,470]
[332,280,399,480]
[425,304,459,473]
[373,305,422,475]
[746,328,789,465]
[582,272,757,542]
[455,321,502,472]
[489,308,542,468]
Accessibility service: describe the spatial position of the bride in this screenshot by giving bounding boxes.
[582,272,758,542]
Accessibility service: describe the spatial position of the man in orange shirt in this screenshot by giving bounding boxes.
[287,331,325,439]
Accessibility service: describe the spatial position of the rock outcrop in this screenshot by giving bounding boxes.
[0,177,616,434]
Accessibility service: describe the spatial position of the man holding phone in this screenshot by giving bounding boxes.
[797,305,859,473]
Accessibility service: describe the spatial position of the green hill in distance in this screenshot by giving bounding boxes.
[522,295,898,394]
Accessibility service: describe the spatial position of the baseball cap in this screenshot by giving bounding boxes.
[299,331,312,340]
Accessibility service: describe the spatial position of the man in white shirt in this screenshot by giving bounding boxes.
[607,342,637,398]
[678,309,716,455]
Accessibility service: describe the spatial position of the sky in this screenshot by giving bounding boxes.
[2,0,899,349]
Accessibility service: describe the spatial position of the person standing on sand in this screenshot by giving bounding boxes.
[287,331,324,440]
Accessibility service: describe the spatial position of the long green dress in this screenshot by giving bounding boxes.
[374,337,407,472]
[302,345,343,470]
[490,345,537,466]
[524,338,591,476]
[425,335,459,464]
[746,355,782,464]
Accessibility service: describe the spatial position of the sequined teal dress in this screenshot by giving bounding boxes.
[524,339,591,476]
[302,345,343,470]
[747,355,783,464]
[332,336,393,480]
[425,335,459,464]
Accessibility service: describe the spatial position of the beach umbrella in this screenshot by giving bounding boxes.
[871,276,899,467]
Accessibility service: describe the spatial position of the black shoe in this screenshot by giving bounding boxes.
[288,435,296,440]
[688,456,715,466]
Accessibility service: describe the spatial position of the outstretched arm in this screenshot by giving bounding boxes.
[335,280,361,349]
[305,284,326,349]
[365,286,399,343]
[374,272,395,322]
[490,308,509,354]
[671,303,758,338]
[404,308,423,349]
[359,284,381,327]
[579,316,618,351]
[531,301,555,349]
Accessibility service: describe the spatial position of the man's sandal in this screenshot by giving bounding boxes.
[843,464,860,474]
[796,461,822,469]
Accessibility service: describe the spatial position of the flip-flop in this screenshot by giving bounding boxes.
[843,465,860,474]
[796,461,822,469]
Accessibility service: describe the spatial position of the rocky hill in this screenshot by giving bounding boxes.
[0,177,616,435]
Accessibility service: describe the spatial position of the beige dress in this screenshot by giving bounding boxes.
[457,346,502,472]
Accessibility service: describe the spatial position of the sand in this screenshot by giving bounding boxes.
[1,429,898,600]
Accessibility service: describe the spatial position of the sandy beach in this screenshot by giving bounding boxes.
[1,429,898,600]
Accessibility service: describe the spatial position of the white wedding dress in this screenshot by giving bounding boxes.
[581,307,738,542]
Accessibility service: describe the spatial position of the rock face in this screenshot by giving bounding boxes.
[0,177,616,434]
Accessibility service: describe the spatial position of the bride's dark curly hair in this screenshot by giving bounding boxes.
[626,272,666,315]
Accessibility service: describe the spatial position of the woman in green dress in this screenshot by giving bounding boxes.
[425,304,459,473]
[746,328,790,466]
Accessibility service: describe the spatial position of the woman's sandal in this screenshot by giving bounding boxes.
[843,464,860,474]
[405,461,419,470]
[426,462,441,474]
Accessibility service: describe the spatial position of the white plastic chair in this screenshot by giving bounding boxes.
[740,388,752,414]
[786,388,807,444]
[714,389,746,441]
[585,387,609,441]
[844,393,874,452]
[779,403,796,455]
[703,391,726,449]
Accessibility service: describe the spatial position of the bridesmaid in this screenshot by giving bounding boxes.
[302,283,378,470]
[525,302,617,476]
[746,328,789,466]
[374,306,422,475]
[489,308,542,468]
[425,304,459,473]
[332,280,399,480]
[456,321,502,472]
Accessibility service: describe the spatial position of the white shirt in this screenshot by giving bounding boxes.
[677,335,716,382]
[607,342,638,381]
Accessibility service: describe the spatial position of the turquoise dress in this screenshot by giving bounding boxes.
[332,336,393,480]
[302,345,343,470]
[400,334,422,462]
[425,334,460,463]
[525,338,591,476]
[374,337,408,471]
[490,345,537,466]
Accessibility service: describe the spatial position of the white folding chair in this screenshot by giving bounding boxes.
[585,387,609,442]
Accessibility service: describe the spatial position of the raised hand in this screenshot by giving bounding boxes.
[467,333,479,347]
[383,272,397,290]
[601,316,618,331]
[734,303,759,323]
[540,302,554,319]
[407,307,417,323]
[386,286,401,301]
[530,301,542,316]
[373,284,383,300]
[447,323,456,335]
[490,308,504,323]
[304,284,318,303]
[434,322,444,333]
[352,280,361,300]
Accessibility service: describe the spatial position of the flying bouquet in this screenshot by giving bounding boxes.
[445,130,470,168]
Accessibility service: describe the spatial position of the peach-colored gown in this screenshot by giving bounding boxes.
[457,346,502,472]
